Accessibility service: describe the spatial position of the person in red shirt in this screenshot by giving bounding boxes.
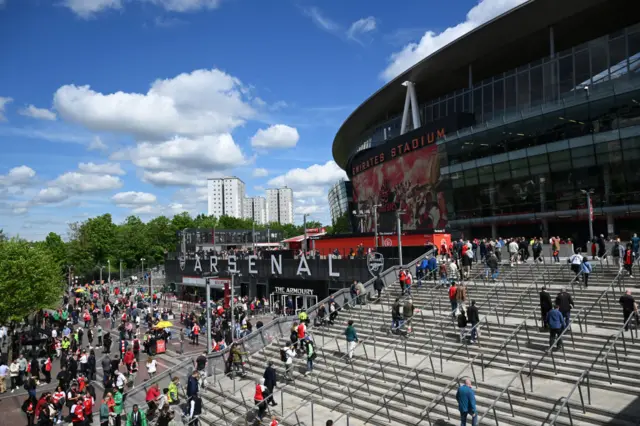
[83,391,94,424]
[398,270,407,295]
[123,349,135,373]
[449,282,458,316]
[145,383,161,418]
[71,401,85,425]
[191,324,200,345]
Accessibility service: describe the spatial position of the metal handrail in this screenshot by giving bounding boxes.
[477,361,533,424]
[546,310,639,424]
[544,369,591,425]
[482,308,538,369]
[420,353,483,423]
[240,251,433,424]
[500,264,564,319]
[529,270,625,376]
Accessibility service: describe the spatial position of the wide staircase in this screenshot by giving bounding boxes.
[197,256,640,425]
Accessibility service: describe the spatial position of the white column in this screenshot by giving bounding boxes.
[400,87,411,134]
[408,82,421,130]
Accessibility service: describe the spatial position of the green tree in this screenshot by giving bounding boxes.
[147,215,176,262]
[331,212,352,235]
[0,229,7,242]
[44,232,67,266]
[116,216,150,268]
[0,238,64,322]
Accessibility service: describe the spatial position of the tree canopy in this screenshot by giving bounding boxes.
[50,212,327,279]
[0,238,65,323]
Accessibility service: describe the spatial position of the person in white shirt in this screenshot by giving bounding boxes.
[508,240,519,266]
[115,371,126,391]
[569,251,584,278]
[283,345,296,381]
[146,357,157,378]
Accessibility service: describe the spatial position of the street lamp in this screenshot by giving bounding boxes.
[396,209,406,266]
[107,259,111,283]
[371,204,382,249]
[581,188,595,241]
[98,265,105,283]
[119,259,123,282]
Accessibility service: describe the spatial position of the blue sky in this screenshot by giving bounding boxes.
[0,0,525,240]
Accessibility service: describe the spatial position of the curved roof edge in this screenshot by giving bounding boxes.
[332,0,618,169]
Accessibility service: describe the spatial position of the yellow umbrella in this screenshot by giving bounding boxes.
[74,288,86,293]
[154,321,173,329]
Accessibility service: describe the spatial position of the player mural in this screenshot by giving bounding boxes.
[352,144,448,233]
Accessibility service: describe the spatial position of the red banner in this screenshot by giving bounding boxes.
[156,340,166,354]
[224,282,230,309]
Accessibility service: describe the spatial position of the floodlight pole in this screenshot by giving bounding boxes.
[396,210,406,266]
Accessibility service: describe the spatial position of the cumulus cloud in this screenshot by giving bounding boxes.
[18,105,57,121]
[53,68,255,140]
[347,17,376,43]
[268,161,347,189]
[303,7,339,34]
[381,0,527,80]
[250,124,299,149]
[252,168,269,178]
[0,165,36,187]
[269,161,347,223]
[51,172,122,193]
[0,96,13,121]
[63,0,220,18]
[112,134,246,187]
[33,187,68,204]
[88,136,109,152]
[78,162,125,176]
[112,191,157,207]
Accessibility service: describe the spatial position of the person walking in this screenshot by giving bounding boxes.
[624,244,635,278]
[0,360,8,394]
[344,320,358,363]
[125,404,147,426]
[555,288,574,328]
[581,257,593,288]
[456,378,477,425]
[619,289,638,331]
[262,362,278,407]
[403,298,415,334]
[539,286,553,330]
[457,308,468,342]
[449,282,458,316]
[467,301,479,344]
[569,250,583,280]
[304,337,315,375]
[547,305,566,350]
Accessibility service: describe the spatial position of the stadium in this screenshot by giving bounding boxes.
[333,0,640,242]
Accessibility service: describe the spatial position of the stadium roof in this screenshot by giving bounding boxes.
[332,0,638,169]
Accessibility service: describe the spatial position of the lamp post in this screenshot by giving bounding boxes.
[252,222,256,253]
[98,265,104,284]
[107,259,111,283]
[303,214,309,254]
[372,204,382,249]
[581,188,595,242]
[119,259,123,282]
[396,210,406,266]
[67,265,73,289]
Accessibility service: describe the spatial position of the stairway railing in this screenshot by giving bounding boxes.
[477,361,533,425]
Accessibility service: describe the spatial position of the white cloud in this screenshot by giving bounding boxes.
[12,207,28,215]
[51,172,123,193]
[113,134,244,187]
[251,124,299,149]
[33,187,68,204]
[63,0,219,18]
[303,7,339,33]
[18,105,57,121]
[268,161,347,189]
[252,168,269,178]
[78,162,125,176]
[88,136,108,152]
[53,68,255,139]
[0,165,36,186]
[0,96,13,121]
[63,0,122,18]
[347,17,376,42]
[381,0,527,80]
[295,204,323,216]
[112,191,157,207]
[132,205,155,215]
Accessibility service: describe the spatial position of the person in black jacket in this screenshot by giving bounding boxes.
[555,288,575,328]
[373,273,384,300]
[262,362,278,406]
[540,287,553,330]
[467,301,480,344]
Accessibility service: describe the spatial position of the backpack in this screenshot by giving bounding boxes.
[613,243,620,256]
[279,348,287,362]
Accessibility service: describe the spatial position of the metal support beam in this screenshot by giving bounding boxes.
[407,81,421,130]
[400,86,411,134]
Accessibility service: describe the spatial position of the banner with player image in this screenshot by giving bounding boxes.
[351,144,448,233]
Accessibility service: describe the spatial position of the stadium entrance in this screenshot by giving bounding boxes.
[270,293,318,315]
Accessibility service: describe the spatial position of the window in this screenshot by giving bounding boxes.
[504,75,516,115]
[574,48,591,87]
[494,79,504,119]
[530,65,543,107]
[517,70,529,110]
[558,54,574,100]
[483,83,493,121]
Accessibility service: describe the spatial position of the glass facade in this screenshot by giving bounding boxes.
[350,22,640,162]
[328,179,353,223]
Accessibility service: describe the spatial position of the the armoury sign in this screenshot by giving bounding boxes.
[188,254,344,277]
